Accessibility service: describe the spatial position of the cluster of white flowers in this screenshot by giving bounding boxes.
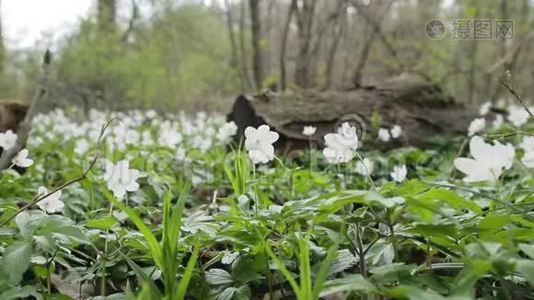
[323,122,360,164]
[378,125,402,142]
[30,108,238,159]
[245,122,408,183]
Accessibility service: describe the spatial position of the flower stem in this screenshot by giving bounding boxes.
[355,151,376,190]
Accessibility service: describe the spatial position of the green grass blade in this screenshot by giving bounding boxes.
[110,196,163,269]
[312,244,339,299]
[120,252,163,299]
[298,235,312,299]
[265,241,301,299]
[176,239,200,300]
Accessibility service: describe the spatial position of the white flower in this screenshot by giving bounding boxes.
[378,128,391,142]
[322,122,359,164]
[302,126,317,136]
[104,160,141,199]
[158,127,183,148]
[390,125,402,139]
[176,146,187,161]
[390,165,407,182]
[146,110,157,119]
[520,137,534,152]
[454,136,515,183]
[217,121,238,143]
[479,101,491,116]
[75,139,90,155]
[244,125,279,164]
[522,151,534,168]
[507,105,530,127]
[468,118,485,136]
[0,130,18,150]
[492,114,503,129]
[520,137,534,168]
[36,186,63,214]
[12,149,33,168]
[355,158,374,176]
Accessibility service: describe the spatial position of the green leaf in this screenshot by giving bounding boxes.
[1,241,33,285]
[417,189,481,213]
[320,274,375,297]
[516,259,534,287]
[479,215,509,230]
[519,244,534,259]
[86,216,118,230]
[450,259,492,296]
[206,268,233,286]
[0,285,42,300]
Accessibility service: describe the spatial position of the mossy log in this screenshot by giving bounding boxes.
[228,76,479,151]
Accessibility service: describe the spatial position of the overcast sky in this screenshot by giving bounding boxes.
[3,0,93,49]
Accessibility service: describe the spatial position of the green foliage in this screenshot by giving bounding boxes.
[56,5,239,109]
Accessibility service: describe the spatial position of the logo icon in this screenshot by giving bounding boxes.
[425,19,446,40]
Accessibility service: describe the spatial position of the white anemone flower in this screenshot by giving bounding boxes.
[302,126,317,136]
[522,152,534,168]
[378,128,391,142]
[507,105,530,127]
[217,121,238,143]
[104,160,141,199]
[0,130,18,150]
[479,101,491,116]
[454,136,515,183]
[355,158,374,176]
[322,122,359,164]
[75,139,90,155]
[520,136,534,152]
[390,165,407,182]
[467,118,485,136]
[244,125,279,164]
[12,149,33,168]
[36,186,63,214]
[492,114,504,129]
[520,136,534,168]
[390,125,402,139]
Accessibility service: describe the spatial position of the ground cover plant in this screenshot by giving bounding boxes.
[0,100,534,300]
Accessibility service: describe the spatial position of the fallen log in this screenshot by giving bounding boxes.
[228,75,480,151]
[0,101,28,133]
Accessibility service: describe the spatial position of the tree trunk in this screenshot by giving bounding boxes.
[249,0,265,90]
[98,0,117,32]
[294,0,317,88]
[0,0,5,74]
[224,0,247,92]
[239,0,253,91]
[350,0,394,87]
[325,16,345,89]
[279,0,297,91]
